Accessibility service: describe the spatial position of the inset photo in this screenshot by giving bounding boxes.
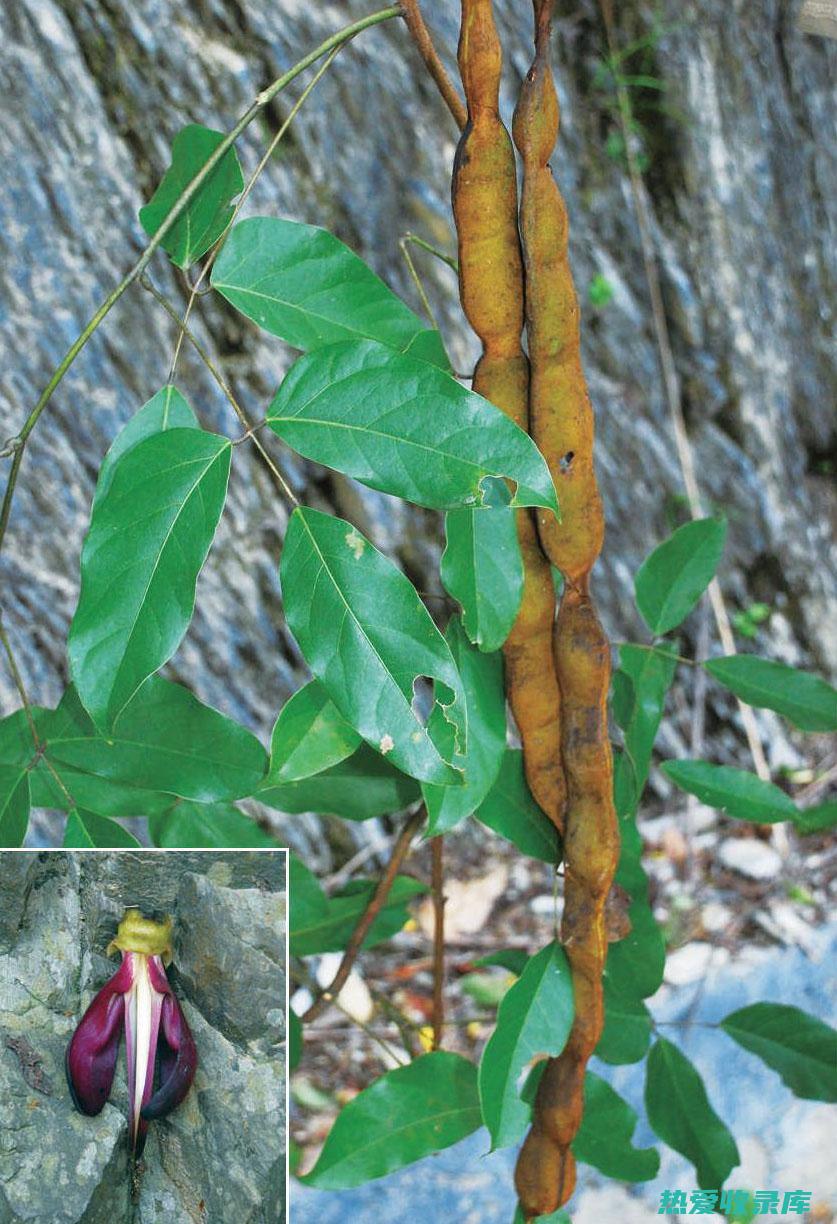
[0,850,286,1223]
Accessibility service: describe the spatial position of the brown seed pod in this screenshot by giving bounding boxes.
[514,1126,576,1220]
[452,0,566,834]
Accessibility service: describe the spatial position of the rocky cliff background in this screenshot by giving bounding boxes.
[0,0,834,848]
[0,850,286,1223]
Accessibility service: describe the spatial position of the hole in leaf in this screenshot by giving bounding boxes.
[479,475,513,507]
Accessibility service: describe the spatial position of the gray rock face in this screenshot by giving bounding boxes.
[0,852,286,1224]
[0,1,834,844]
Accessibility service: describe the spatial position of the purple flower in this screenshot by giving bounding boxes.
[66,909,197,1157]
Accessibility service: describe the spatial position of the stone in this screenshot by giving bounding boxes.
[718,838,783,881]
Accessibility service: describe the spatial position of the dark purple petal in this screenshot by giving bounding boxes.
[66,956,133,1116]
[141,990,197,1121]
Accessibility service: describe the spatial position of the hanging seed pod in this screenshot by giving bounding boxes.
[452,0,566,834]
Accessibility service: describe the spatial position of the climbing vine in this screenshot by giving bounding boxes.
[0,4,835,1222]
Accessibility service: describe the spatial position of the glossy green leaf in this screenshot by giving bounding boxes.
[147,800,278,847]
[475,749,560,863]
[613,643,678,817]
[606,794,665,999]
[290,1010,303,1073]
[259,744,420,820]
[301,1051,480,1188]
[662,760,797,823]
[720,1003,837,1102]
[290,876,427,958]
[63,808,141,848]
[268,680,361,784]
[280,507,465,786]
[595,974,653,1065]
[423,619,505,835]
[139,124,244,268]
[794,800,837,835]
[479,942,574,1150]
[573,1073,660,1181]
[210,216,447,366]
[512,1208,570,1224]
[268,341,558,513]
[441,503,524,652]
[645,1038,739,1188]
[289,853,328,932]
[69,428,232,730]
[41,681,267,803]
[0,707,38,766]
[96,386,198,505]
[705,655,837,733]
[0,765,30,847]
[635,517,726,635]
[473,949,529,977]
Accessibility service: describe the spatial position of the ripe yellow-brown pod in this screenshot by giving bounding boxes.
[452,0,566,833]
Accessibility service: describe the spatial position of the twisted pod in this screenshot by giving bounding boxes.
[451,0,566,834]
[512,1,619,1216]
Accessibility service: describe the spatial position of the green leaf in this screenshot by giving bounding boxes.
[268,341,558,513]
[95,386,198,506]
[0,707,39,766]
[475,749,560,863]
[69,428,232,730]
[607,768,665,999]
[0,765,30,847]
[259,744,419,820]
[595,974,653,1065]
[512,1208,570,1224]
[42,680,267,803]
[210,216,447,367]
[147,800,278,847]
[289,853,328,932]
[794,800,837,835]
[441,504,524,652]
[290,875,427,958]
[290,1010,303,1073]
[635,517,726,635]
[720,1003,837,1102]
[705,655,837,733]
[139,124,244,269]
[63,808,141,848]
[423,619,505,835]
[268,680,361,784]
[300,1051,481,1188]
[473,949,529,977]
[573,1073,660,1181]
[478,942,574,1150]
[662,760,797,823]
[645,1038,739,1188]
[613,643,678,816]
[280,507,465,787]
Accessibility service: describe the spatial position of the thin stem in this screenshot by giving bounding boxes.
[598,0,769,782]
[398,236,440,331]
[0,6,400,555]
[302,806,427,1023]
[399,1,467,130]
[141,276,299,508]
[292,964,408,1066]
[401,232,459,275]
[430,835,445,1051]
[169,44,343,383]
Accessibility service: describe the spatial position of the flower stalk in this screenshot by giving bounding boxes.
[66,908,197,1158]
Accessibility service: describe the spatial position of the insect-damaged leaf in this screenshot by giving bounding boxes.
[139,124,244,269]
[268,341,559,513]
[280,507,466,787]
[423,618,505,836]
[210,216,447,367]
[69,428,231,730]
[300,1051,481,1188]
